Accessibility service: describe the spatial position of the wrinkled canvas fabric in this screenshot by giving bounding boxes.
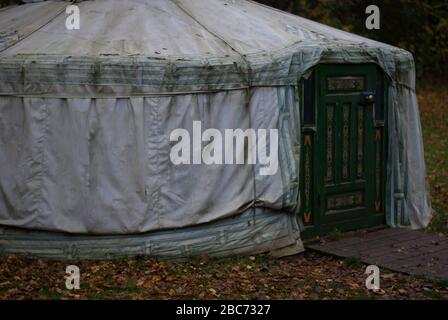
[0,88,299,234]
[0,0,431,258]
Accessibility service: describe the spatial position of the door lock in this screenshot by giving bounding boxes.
[359,91,375,105]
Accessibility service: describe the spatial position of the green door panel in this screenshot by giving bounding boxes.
[300,64,387,239]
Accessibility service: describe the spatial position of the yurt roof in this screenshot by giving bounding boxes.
[0,0,412,96]
[0,0,394,58]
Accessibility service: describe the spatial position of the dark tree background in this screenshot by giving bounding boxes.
[0,0,447,77]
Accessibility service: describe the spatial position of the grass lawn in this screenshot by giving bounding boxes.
[0,79,447,300]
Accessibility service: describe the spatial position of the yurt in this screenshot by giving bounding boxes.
[0,0,431,259]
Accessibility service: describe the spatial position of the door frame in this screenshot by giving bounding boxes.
[299,63,388,240]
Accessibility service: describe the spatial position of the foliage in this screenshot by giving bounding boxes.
[1,252,447,299]
[418,78,448,234]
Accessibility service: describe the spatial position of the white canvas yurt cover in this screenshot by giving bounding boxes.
[0,0,431,259]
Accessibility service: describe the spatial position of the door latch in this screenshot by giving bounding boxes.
[359,91,375,105]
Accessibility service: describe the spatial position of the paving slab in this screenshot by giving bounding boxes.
[307,228,448,281]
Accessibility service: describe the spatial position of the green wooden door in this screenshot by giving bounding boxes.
[300,64,387,239]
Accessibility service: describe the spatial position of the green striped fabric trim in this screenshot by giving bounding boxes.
[0,44,411,97]
[0,208,301,260]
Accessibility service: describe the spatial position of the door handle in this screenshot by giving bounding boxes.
[359,91,375,105]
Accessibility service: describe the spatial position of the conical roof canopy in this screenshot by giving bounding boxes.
[1,0,391,58]
[0,0,411,97]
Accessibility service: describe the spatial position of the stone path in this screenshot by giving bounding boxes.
[307,228,448,281]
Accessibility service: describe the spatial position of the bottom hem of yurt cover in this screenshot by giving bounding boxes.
[0,207,303,260]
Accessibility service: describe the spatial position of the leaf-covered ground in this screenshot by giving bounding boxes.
[0,81,447,300]
[0,253,448,300]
